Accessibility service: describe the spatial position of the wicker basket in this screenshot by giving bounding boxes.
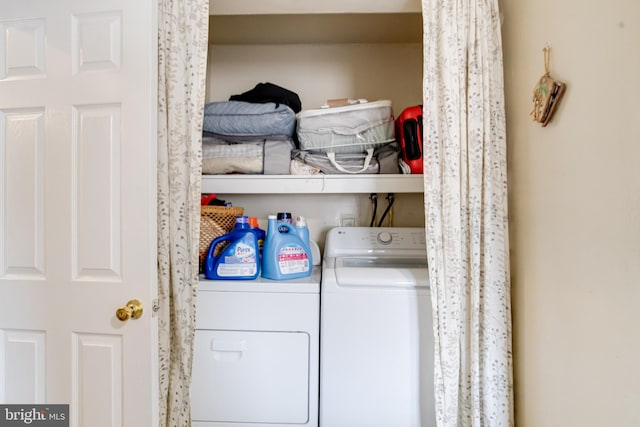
[199,205,244,271]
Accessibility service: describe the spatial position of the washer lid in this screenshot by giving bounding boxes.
[334,256,429,288]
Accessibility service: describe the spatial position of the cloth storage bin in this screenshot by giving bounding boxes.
[295,100,395,154]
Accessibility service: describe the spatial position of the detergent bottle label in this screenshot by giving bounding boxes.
[216,241,257,277]
[277,245,310,274]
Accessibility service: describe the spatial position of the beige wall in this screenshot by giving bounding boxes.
[501,0,640,425]
[206,43,423,112]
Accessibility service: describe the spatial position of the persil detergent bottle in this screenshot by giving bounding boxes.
[204,216,260,280]
[262,215,312,280]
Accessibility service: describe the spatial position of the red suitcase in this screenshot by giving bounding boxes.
[395,105,423,174]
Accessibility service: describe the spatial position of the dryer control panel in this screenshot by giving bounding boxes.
[324,227,426,258]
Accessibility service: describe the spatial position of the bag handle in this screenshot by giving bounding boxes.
[327,148,374,174]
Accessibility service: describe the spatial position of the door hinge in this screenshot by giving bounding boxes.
[152,298,159,317]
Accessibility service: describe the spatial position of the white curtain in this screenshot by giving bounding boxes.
[421,0,514,425]
[157,0,209,425]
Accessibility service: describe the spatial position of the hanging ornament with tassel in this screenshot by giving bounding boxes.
[531,43,567,127]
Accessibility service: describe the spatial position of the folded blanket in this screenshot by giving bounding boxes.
[202,137,263,174]
[203,100,296,141]
[202,136,294,175]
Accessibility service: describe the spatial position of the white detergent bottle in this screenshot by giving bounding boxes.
[294,215,311,249]
[262,214,312,280]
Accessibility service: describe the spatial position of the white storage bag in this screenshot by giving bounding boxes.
[295,100,395,154]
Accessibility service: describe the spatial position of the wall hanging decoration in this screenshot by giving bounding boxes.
[531,44,566,127]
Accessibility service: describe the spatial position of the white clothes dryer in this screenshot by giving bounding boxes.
[320,227,435,427]
[192,268,320,427]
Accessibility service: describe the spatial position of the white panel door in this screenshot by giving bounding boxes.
[0,1,158,426]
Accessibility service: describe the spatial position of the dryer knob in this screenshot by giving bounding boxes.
[377,231,392,244]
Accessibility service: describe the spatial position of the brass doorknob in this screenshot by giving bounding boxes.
[116,299,143,322]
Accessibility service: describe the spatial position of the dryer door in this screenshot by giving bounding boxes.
[192,329,310,424]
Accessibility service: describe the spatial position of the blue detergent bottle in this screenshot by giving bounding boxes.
[204,215,260,280]
[262,215,312,280]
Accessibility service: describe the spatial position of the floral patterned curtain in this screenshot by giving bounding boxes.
[421,0,514,425]
[157,0,209,425]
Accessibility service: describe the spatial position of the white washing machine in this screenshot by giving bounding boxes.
[320,227,435,427]
[192,268,320,427]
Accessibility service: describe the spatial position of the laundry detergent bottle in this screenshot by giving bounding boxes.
[294,215,310,249]
[262,215,312,280]
[248,217,266,256]
[204,215,260,280]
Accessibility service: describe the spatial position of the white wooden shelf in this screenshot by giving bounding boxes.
[201,174,424,194]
